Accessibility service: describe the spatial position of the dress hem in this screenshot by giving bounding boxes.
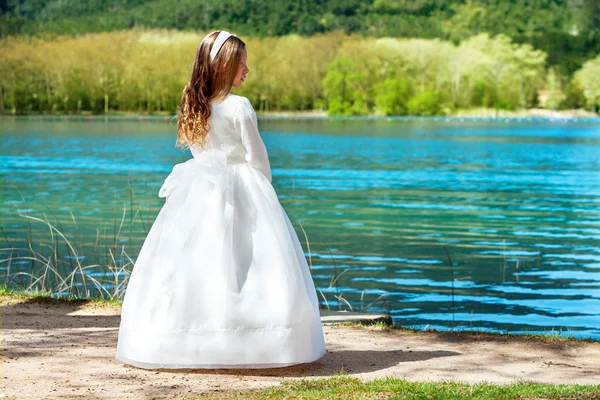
[115,349,326,370]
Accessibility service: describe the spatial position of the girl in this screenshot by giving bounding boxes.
[115,30,326,369]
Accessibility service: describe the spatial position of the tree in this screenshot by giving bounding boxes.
[543,67,565,110]
[374,77,413,115]
[461,33,547,108]
[322,57,371,115]
[406,90,443,116]
[574,53,600,112]
[576,0,600,40]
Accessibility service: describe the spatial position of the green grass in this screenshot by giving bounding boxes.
[0,283,123,306]
[195,376,600,399]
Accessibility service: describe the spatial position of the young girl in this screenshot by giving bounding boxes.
[115,30,326,369]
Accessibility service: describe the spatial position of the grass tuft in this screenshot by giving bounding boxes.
[0,283,122,306]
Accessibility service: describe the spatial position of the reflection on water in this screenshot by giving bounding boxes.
[1,117,599,339]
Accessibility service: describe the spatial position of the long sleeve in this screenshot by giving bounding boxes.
[234,98,272,182]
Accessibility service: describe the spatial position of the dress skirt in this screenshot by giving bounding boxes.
[115,150,326,368]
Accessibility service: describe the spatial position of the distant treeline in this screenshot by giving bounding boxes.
[1,0,600,76]
[1,30,599,115]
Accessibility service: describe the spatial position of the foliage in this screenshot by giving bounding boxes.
[1,0,600,75]
[574,53,600,111]
[323,57,372,116]
[406,90,443,116]
[560,79,587,109]
[460,34,547,109]
[0,30,189,114]
[322,33,550,115]
[237,32,343,112]
[0,29,597,116]
[543,67,565,110]
[374,77,413,115]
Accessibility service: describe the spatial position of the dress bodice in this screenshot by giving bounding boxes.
[189,94,272,181]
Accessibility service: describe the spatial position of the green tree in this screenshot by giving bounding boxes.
[406,90,443,116]
[576,0,600,40]
[374,77,413,115]
[543,67,565,110]
[462,33,547,109]
[2,0,599,78]
[574,53,600,112]
[323,57,371,115]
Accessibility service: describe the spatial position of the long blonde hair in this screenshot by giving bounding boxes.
[176,31,246,149]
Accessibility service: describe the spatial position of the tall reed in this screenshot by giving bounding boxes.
[0,183,152,300]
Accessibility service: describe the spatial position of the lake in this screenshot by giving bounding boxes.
[1,116,600,339]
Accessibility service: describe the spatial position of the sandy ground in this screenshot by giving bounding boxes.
[1,297,599,399]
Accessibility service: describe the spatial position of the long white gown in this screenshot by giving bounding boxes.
[115,94,326,369]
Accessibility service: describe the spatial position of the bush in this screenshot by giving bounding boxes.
[560,81,586,110]
[374,77,413,116]
[406,91,442,116]
[493,100,515,111]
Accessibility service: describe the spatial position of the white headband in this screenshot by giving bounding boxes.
[209,31,235,63]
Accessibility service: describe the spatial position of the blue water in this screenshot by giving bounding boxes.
[1,116,599,339]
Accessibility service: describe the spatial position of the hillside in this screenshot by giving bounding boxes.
[1,0,599,75]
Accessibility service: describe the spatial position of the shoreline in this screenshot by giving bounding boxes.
[2,286,598,344]
[1,108,599,122]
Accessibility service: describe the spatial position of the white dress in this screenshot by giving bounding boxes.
[115,94,326,369]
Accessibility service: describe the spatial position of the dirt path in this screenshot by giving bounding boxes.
[1,297,598,399]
